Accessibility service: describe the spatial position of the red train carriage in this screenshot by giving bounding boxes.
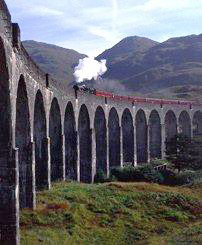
[74,85,199,107]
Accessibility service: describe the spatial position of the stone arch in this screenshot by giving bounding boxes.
[109,107,120,168]
[0,37,10,148]
[121,108,134,164]
[34,90,48,190]
[193,111,202,137]
[136,109,148,164]
[149,110,161,159]
[64,102,77,180]
[15,75,31,208]
[78,104,92,183]
[49,98,62,182]
[178,111,191,138]
[94,106,107,174]
[165,110,177,141]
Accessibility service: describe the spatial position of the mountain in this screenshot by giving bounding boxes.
[97,34,202,101]
[22,40,86,85]
[23,35,202,101]
[97,36,158,63]
[97,36,159,82]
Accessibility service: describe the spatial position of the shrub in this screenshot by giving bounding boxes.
[110,165,164,184]
[107,174,117,182]
[110,166,148,182]
[94,170,107,183]
[110,166,136,182]
[159,169,202,186]
[159,169,178,186]
[174,170,198,185]
[139,164,164,184]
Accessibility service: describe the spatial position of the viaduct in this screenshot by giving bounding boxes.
[0,0,202,244]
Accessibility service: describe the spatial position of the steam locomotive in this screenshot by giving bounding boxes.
[73,84,96,95]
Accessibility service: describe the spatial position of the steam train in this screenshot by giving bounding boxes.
[73,84,96,95]
[73,84,197,107]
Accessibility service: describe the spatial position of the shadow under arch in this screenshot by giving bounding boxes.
[179,111,191,138]
[165,110,177,141]
[94,106,107,175]
[193,111,202,137]
[136,109,148,164]
[78,104,92,183]
[121,108,134,164]
[49,98,63,182]
[149,110,161,159]
[109,107,120,168]
[64,102,77,180]
[15,75,31,208]
[34,90,48,190]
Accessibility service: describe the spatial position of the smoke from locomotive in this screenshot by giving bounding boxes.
[73,56,107,83]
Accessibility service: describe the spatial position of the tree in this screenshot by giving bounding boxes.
[191,136,202,170]
[165,133,197,173]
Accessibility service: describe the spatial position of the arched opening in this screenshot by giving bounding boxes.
[149,110,161,159]
[34,90,47,190]
[64,102,77,180]
[15,76,31,208]
[0,38,10,148]
[165,110,177,141]
[165,110,177,153]
[136,109,148,164]
[193,111,202,137]
[78,104,92,183]
[179,111,191,138]
[109,108,120,168]
[192,111,202,169]
[94,106,107,174]
[121,109,134,164]
[49,98,62,182]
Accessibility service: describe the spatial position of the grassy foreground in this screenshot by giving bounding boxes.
[21,181,202,245]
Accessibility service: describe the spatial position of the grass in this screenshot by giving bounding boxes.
[20,181,202,245]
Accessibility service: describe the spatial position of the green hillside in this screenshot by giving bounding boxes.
[21,181,202,244]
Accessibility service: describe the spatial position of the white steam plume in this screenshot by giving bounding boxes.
[74,57,107,83]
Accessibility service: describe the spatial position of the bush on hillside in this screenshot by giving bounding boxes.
[174,170,201,185]
[139,164,164,184]
[96,165,201,186]
[94,170,107,183]
[159,168,177,186]
[110,165,164,184]
[110,166,139,182]
[108,174,117,182]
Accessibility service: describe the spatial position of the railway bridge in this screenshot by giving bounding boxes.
[0,0,202,244]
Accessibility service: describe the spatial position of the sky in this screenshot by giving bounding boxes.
[6,0,202,57]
